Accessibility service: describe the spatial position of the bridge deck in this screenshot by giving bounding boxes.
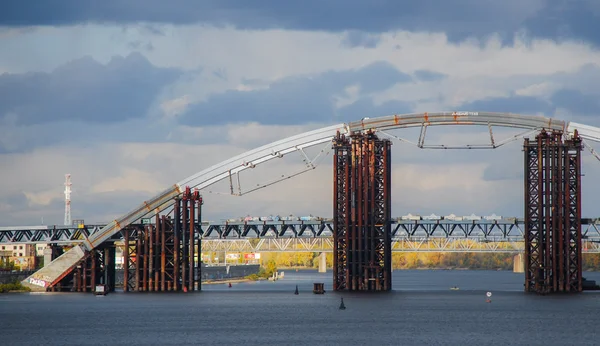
[2,219,600,244]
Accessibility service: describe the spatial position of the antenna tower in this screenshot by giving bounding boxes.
[64,174,72,225]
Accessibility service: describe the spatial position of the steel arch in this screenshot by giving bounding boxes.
[85,112,600,250]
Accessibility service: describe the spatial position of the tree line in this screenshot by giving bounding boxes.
[255,252,600,271]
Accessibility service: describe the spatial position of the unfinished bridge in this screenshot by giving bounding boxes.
[13,111,600,295]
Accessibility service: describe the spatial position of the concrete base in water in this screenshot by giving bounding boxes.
[318,253,327,273]
[513,253,524,273]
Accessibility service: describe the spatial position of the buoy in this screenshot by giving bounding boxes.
[294,285,299,295]
[486,291,492,303]
[339,297,346,310]
[228,282,232,288]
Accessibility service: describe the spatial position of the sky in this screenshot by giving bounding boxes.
[1,0,600,226]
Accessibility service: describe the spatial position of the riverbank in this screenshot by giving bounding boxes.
[202,277,268,285]
[272,266,509,271]
[0,281,31,293]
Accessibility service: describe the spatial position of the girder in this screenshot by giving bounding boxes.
[5,219,600,244]
[5,220,600,253]
[199,237,600,253]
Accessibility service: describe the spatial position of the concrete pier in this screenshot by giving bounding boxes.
[318,252,327,273]
[513,253,524,273]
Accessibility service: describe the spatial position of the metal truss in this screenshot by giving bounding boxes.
[200,221,334,238]
[0,225,106,244]
[565,134,583,291]
[332,132,351,290]
[5,219,600,245]
[4,222,600,254]
[199,237,600,254]
[200,237,527,253]
[379,125,542,150]
[201,238,335,253]
[391,221,525,238]
[392,238,524,253]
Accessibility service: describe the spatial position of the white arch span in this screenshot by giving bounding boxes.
[84,111,600,249]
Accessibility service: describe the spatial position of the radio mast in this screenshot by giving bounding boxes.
[64,174,72,225]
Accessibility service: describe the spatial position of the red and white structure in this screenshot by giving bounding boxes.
[64,174,72,226]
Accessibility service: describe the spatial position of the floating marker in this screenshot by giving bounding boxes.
[339,297,346,310]
[294,285,299,295]
[486,291,492,303]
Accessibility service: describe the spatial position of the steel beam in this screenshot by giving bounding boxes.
[333,131,392,291]
[523,130,583,294]
[5,218,600,244]
[333,132,350,290]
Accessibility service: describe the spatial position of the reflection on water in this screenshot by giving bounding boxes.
[2,270,600,346]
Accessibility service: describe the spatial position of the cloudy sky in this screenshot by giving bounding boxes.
[1,0,600,226]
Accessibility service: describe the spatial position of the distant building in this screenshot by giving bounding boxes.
[0,244,37,270]
[35,244,47,256]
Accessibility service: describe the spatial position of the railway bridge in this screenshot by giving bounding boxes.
[13,111,600,294]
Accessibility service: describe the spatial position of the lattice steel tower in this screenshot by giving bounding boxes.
[64,174,72,226]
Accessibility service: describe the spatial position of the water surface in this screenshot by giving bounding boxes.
[2,270,599,345]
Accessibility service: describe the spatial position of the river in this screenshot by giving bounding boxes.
[2,269,600,345]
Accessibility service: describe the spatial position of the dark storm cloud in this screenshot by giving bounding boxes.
[5,1,599,45]
[0,52,180,125]
[181,61,412,125]
[550,89,600,115]
[522,0,600,46]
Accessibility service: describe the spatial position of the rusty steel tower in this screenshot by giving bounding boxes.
[523,129,583,294]
[333,130,392,291]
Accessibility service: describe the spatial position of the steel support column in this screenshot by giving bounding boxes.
[69,244,115,293]
[333,131,392,291]
[524,130,582,294]
[565,133,583,292]
[55,186,203,294]
[333,132,351,291]
[122,226,138,292]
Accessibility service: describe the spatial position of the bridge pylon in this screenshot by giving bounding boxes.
[29,187,204,293]
[332,131,392,291]
[523,129,583,294]
[121,187,203,292]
